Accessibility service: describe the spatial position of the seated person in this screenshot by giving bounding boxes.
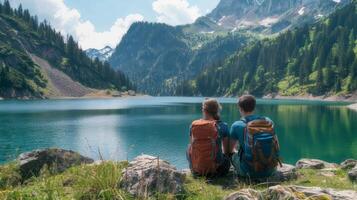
[187,98,230,177]
[229,95,281,179]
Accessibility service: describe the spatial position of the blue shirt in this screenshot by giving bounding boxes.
[230,115,275,178]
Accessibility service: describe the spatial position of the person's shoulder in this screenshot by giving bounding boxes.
[231,120,246,129]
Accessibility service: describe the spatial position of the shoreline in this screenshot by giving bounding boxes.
[262,93,357,103]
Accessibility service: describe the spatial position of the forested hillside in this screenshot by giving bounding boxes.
[178,0,357,97]
[0,0,132,99]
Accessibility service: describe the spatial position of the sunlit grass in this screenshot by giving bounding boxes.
[0,161,356,200]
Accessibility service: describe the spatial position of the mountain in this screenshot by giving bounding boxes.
[109,0,349,95]
[178,0,357,97]
[207,0,350,33]
[85,46,114,61]
[0,1,132,99]
[109,22,252,95]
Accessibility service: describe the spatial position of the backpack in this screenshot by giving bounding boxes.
[188,119,219,175]
[240,117,282,173]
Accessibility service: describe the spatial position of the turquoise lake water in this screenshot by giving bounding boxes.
[0,97,356,169]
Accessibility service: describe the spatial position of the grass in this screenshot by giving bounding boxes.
[0,162,356,200]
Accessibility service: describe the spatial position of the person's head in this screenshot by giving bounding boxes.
[238,95,256,116]
[202,98,221,121]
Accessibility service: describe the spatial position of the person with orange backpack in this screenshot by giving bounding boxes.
[229,95,282,179]
[187,98,231,177]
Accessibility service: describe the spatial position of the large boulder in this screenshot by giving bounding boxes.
[348,166,357,182]
[18,148,93,180]
[295,159,338,169]
[121,155,185,197]
[341,159,357,170]
[224,185,357,200]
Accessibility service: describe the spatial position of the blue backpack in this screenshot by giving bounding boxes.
[240,117,282,173]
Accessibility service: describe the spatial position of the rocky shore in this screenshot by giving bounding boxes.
[263,93,357,102]
[0,148,356,199]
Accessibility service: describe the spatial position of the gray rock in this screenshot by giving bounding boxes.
[121,155,185,197]
[341,159,357,170]
[295,159,338,169]
[225,185,357,200]
[348,166,357,182]
[267,164,297,182]
[18,148,93,180]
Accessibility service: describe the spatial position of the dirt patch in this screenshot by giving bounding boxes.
[30,54,95,98]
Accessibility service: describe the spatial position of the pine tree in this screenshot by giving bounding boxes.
[315,66,324,94]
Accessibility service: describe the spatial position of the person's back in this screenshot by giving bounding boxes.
[229,95,281,179]
[187,98,230,177]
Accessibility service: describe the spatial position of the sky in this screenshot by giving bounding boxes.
[6,0,220,49]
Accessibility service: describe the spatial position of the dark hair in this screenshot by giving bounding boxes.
[203,98,221,120]
[238,95,256,113]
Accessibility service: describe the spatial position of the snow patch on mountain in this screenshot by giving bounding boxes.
[85,46,114,61]
[298,7,305,15]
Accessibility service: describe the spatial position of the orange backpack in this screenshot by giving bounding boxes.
[188,119,219,175]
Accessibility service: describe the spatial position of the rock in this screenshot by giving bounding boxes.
[292,185,357,200]
[128,90,136,96]
[296,159,338,169]
[224,189,261,200]
[225,185,357,200]
[121,155,185,197]
[264,185,305,199]
[348,166,357,182]
[267,164,297,182]
[341,159,357,170]
[18,148,93,180]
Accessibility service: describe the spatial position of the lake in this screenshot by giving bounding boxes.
[0,97,356,169]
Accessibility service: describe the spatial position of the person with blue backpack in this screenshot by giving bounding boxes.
[229,95,282,179]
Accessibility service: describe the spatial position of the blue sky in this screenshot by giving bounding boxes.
[64,0,219,32]
[8,0,220,49]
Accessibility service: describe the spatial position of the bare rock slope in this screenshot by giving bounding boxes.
[30,54,94,98]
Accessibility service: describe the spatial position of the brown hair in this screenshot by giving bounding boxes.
[238,95,256,113]
[203,98,222,121]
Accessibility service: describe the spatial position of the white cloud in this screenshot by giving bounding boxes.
[9,0,144,49]
[152,0,201,26]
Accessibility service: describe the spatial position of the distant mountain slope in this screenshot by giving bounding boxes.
[85,46,114,61]
[109,0,349,96]
[179,0,357,97]
[0,0,132,99]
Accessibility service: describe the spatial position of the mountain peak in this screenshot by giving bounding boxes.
[206,0,349,32]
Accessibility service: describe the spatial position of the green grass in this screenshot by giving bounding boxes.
[0,162,356,200]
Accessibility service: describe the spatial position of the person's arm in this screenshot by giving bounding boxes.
[227,124,239,154]
[228,122,245,154]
